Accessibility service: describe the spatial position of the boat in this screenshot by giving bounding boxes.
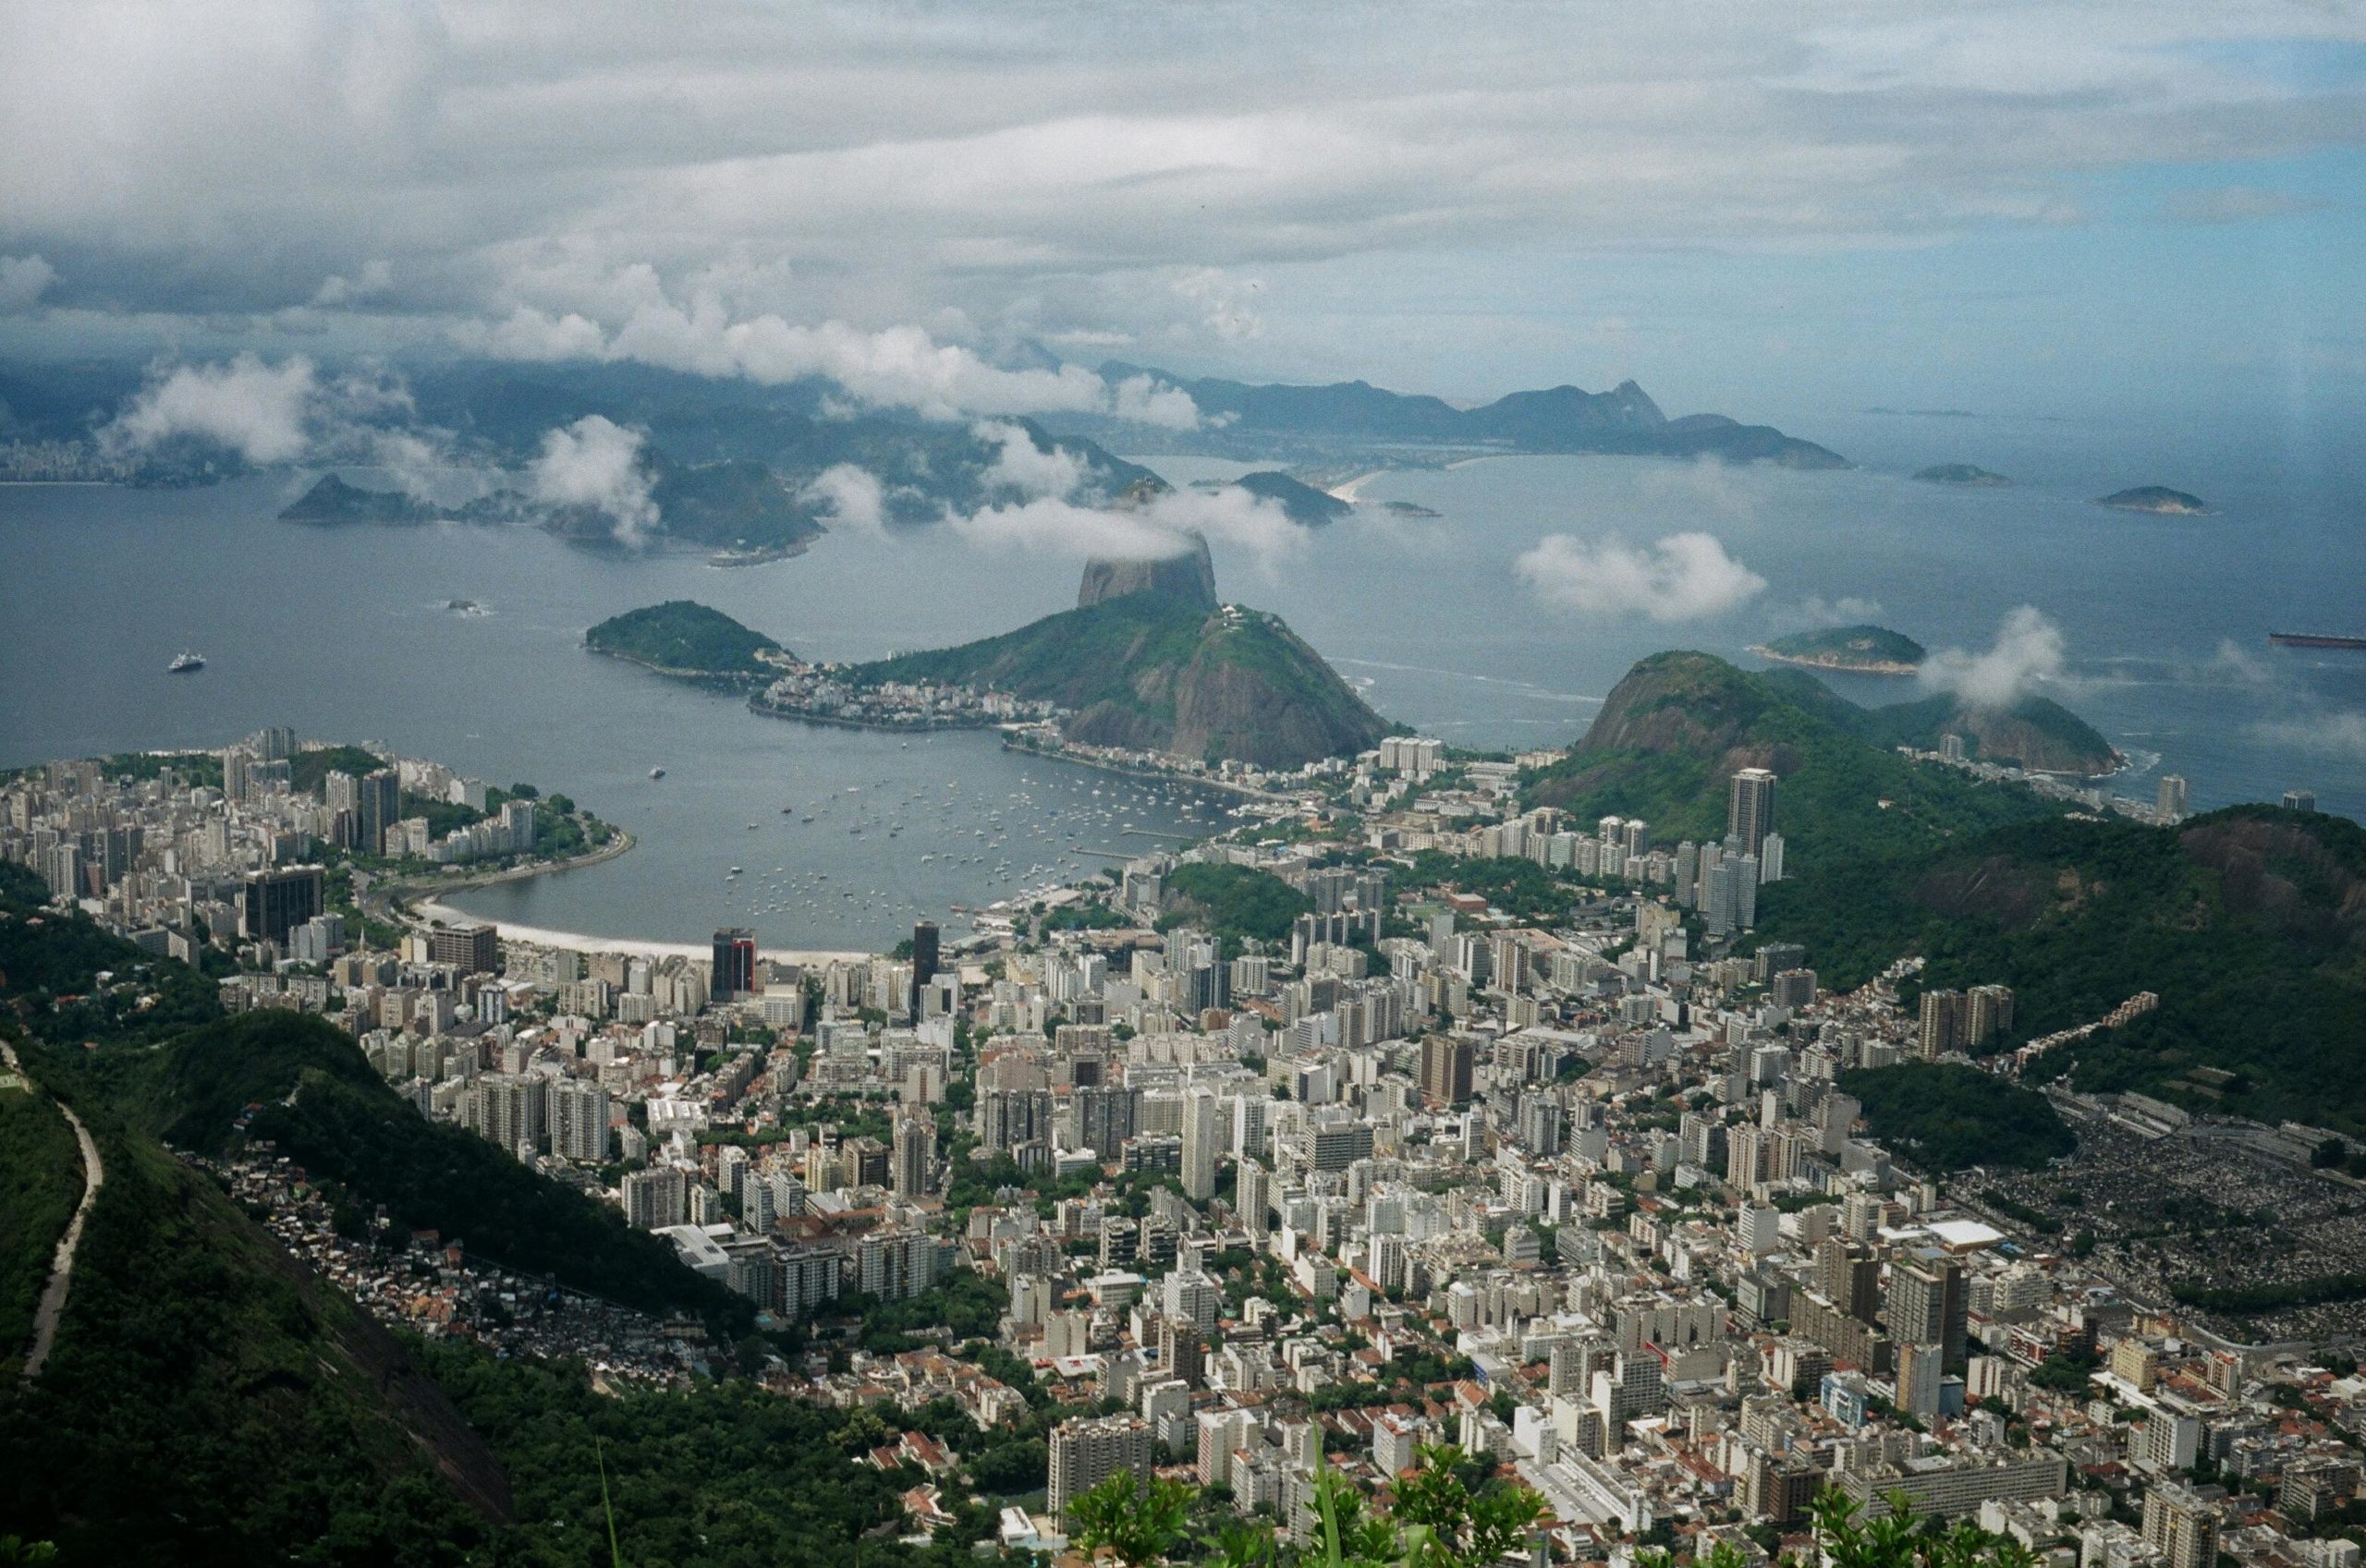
[649,767,665,779]
[167,650,204,674]
[2268,631,2366,650]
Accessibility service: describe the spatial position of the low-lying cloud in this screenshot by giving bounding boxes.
[527,415,659,547]
[99,352,420,471]
[0,254,55,314]
[1920,605,2066,708]
[1515,531,1766,622]
[456,295,1201,428]
[975,420,1089,500]
[800,464,886,533]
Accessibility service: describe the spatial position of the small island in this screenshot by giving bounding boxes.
[1381,499,1443,518]
[584,601,787,683]
[1912,464,2010,487]
[279,473,441,525]
[1749,624,1926,676]
[2096,485,2208,516]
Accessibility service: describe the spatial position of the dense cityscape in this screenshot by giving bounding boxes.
[6,717,2362,1566]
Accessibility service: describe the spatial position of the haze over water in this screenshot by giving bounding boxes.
[4,407,2361,947]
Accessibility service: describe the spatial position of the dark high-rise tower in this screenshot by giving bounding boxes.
[712,927,757,999]
[909,919,940,1015]
[1727,767,1777,857]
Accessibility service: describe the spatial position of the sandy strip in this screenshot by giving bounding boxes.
[412,899,871,965]
[1326,468,1387,503]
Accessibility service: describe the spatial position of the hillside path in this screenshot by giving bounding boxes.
[4,1040,104,1385]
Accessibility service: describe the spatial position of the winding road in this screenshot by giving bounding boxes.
[3,1039,104,1385]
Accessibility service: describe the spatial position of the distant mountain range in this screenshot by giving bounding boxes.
[1050,361,1848,468]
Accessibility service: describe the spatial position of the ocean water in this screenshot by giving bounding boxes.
[2,416,2360,946]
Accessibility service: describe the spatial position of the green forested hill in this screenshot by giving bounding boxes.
[1520,651,2056,861]
[586,599,786,678]
[858,590,1388,769]
[1765,807,2366,1136]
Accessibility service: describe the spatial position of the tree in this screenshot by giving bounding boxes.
[1071,1473,1196,1568]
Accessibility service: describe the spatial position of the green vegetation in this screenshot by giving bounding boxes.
[0,1107,506,1563]
[114,1010,750,1326]
[1523,651,2059,863]
[1775,808,2366,1135]
[1407,850,1595,925]
[0,1087,81,1366]
[2169,1272,2366,1318]
[647,458,825,553]
[289,743,385,795]
[1912,464,2012,487]
[858,587,1386,769]
[1155,862,1311,951]
[585,599,786,679]
[0,863,221,1046]
[1757,625,1926,671]
[1840,1063,2075,1173]
[277,472,440,524]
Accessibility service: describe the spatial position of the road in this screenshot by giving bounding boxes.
[4,1039,104,1385]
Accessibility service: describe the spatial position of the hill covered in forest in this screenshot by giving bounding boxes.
[856,552,1388,769]
[587,600,786,680]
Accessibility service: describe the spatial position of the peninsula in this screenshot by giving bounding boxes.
[584,601,786,683]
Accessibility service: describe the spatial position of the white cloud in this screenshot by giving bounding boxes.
[0,254,55,313]
[312,259,394,307]
[1516,531,1766,622]
[930,470,1300,568]
[101,353,322,463]
[527,415,658,546]
[1920,605,2066,708]
[943,494,1195,560]
[799,463,884,532]
[974,420,1088,500]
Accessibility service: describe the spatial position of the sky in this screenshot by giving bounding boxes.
[2,1,2362,425]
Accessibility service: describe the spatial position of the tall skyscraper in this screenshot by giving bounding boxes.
[909,919,939,1015]
[240,865,324,944]
[1918,989,1963,1060]
[1047,1416,1155,1528]
[1180,1088,1221,1201]
[1420,1035,1473,1107]
[892,1111,933,1198]
[1728,767,1778,857]
[712,927,757,999]
[2156,774,2189,821]
[358,769,401,857]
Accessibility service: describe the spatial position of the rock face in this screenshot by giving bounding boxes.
[865,540,1384,769]
[1078,531,1219,610]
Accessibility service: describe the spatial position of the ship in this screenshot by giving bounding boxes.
[648,766,665,779]
[2268,632,2366,650]
[167,650,205,673]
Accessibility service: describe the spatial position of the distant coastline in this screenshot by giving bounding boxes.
[1746,645,1921,677]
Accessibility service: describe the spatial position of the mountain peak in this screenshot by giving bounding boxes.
[1078,530,1218,610]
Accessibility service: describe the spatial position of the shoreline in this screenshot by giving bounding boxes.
[998,735,1297,806]
[1746,646,1921,677]
[1325,468,1387,503]
[412,898,872,965]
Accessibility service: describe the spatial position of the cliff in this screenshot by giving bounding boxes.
[1078,532,1219,610]
[862,557,1386,769]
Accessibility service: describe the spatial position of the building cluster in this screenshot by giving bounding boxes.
[752,665,1058,730]
[1,730,545,972]
[21,727,2366,1567]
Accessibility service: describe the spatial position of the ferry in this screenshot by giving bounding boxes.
[649,766,665,779]
[167,650,205,673]
[2268,631,2366,650]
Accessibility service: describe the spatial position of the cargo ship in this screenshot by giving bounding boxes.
[2268,632,2366,650]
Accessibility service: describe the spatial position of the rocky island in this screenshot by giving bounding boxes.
[278,473,442,525]
[2096,485,2208,515]
[1912,464,2011,487]
[1749,624,1927,675]
[584,601,787,683]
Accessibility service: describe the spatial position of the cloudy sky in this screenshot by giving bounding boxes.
[3,0,2360,420]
